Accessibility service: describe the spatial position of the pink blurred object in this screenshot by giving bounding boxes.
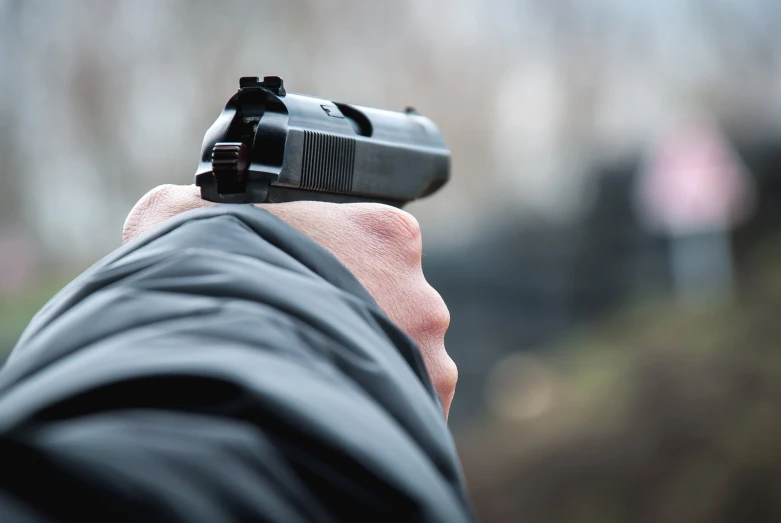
[636,124,756,236]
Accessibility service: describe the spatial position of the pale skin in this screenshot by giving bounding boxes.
[123,184,458,418]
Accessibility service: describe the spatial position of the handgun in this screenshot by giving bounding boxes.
[195,76,450,208]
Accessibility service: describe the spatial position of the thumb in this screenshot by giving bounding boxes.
[123,184,212,244]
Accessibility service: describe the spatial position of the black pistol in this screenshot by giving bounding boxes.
[195,76,450,207]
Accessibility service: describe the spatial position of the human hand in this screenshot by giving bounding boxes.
[123,184,457,417]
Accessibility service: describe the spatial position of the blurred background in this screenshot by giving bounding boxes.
[3,1,781,521]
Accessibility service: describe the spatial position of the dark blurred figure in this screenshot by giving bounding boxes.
[460,242,781,522]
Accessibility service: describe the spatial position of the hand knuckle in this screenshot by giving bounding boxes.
[352,204,422,244]
[381,207,421,243]
[414,286,451,338]
[441,356,459,393]
[429,297,451,336]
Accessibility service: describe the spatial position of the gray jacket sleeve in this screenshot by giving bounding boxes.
[0,205,475,523]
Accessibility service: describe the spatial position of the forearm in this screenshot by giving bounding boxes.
[0,205,473,522]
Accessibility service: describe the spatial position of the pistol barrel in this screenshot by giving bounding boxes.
[195,76,450,207]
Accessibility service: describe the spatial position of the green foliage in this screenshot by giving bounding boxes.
[0,275,74,358]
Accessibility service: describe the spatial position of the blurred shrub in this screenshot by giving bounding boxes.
[0,274,75,360]
[460,239,781,523]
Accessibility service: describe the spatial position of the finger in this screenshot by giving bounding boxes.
[123,185,210,244]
